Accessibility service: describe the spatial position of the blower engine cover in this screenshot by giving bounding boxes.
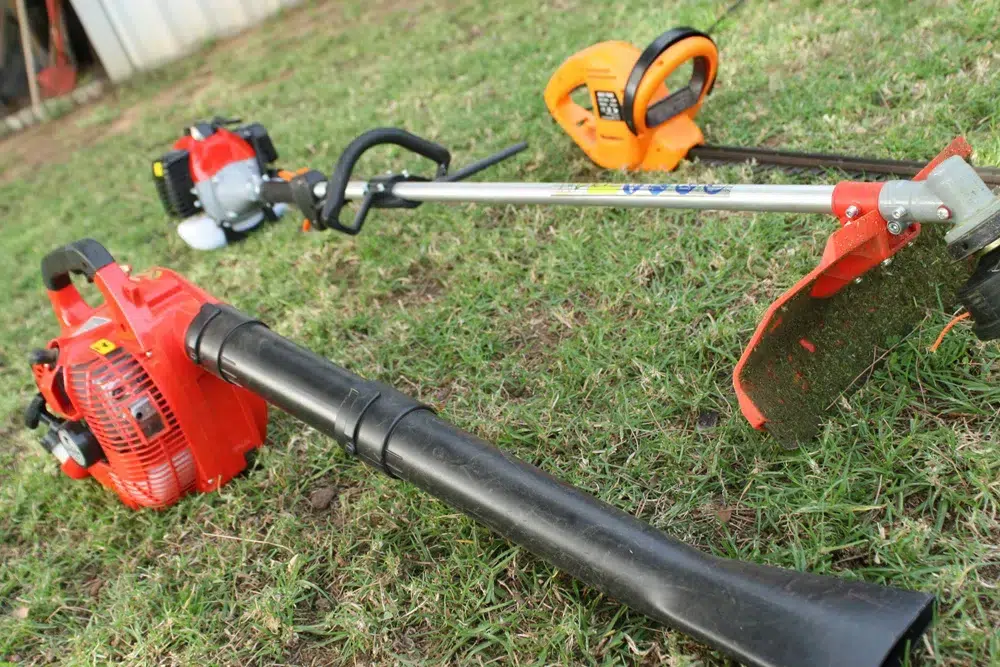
[30,240,268,508]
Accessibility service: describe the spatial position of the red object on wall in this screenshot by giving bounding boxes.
[37,0,78,97]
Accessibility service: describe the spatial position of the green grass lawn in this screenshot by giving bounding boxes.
[2,0,999,664]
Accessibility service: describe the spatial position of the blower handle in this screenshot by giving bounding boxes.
[41,239,118,329]
[40,239,145,340]
[41,238,115,291]
[186,302,935,667]
[318,128,451,234]
[621,27,718,135]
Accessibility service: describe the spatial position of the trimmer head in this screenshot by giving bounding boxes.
[734,139,978,445]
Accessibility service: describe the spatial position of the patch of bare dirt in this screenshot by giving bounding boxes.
[503,293,594,371]
[288,643,344,667]
[0,73,212,185]
[387,275,445,309]
[830,544,875,571]
[244,69,295,94]
[379,256,450,310]
[0,105,100,184]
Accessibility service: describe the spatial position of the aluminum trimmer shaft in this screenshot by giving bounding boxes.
[325,179,957,223]
[268,129,990,242]
[336,181,839,214]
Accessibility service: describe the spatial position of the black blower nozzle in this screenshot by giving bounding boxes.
[186,304,934,667]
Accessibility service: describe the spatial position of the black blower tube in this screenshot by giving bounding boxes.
[185,303,934,667]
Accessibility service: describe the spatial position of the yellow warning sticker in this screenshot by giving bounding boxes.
[583,184,623,195]
[152,162,164,178]
[551,184,626,197]
[89,339,118,355]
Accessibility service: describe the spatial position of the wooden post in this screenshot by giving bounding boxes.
[0,3,8,68]
[14,0,43,119]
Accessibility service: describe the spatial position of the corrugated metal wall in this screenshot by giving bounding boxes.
[68,0,303,82]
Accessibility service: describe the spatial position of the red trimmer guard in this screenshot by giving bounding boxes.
[734,138,976,446]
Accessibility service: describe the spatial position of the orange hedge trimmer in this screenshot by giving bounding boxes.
[544,27,1000,184]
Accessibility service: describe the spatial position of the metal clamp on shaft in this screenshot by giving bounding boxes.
[345,381,433,474]
[328,375,434,475]
[184,303,265,382]
[349,172,430,231]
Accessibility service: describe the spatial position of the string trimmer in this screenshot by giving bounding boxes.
[27,238,933,667]
[152,123,1000,445]
[545,26,1000,183]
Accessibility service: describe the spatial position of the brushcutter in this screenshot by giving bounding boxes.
[153,123,1000,445]
[544,26,1000,183]
[27,238,934,667]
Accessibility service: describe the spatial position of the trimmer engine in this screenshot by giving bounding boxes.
[152,117,282,250]
[26,240,267,508]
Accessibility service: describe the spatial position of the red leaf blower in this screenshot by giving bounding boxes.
[26,239,935,666]
[27,240,267,507]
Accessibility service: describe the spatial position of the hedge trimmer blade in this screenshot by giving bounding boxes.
[688,144,1000,186]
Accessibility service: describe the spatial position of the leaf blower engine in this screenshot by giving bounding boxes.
[24,239,938,667]
[26,240,267,507]
[152,117,285,251]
